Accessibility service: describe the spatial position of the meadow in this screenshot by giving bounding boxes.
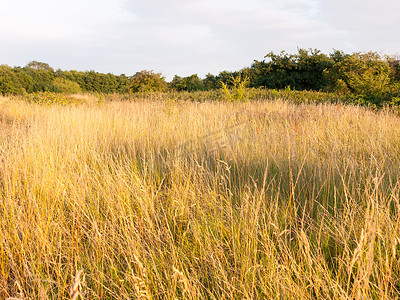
[0,93,400,299]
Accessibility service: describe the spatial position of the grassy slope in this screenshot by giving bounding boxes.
[0,95,400,299]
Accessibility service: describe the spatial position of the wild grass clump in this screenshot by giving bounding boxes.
[0,95,400,299]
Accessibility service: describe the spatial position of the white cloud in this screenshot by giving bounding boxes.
[320,0,400,53]
[0,0,399,79]
[0,0,135,42]
[117,0,345,78]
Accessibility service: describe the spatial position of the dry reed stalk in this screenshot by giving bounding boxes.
[70,269,84,300]
[1,97,400,299]
[132,254,151,299]
[172,266,197,300]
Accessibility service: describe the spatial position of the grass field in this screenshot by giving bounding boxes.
[0,94,400,299]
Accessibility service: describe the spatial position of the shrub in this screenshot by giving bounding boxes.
[220,74,250,102]
[52,78,81,94]
[129,70,167,93]
[324,52,400,105]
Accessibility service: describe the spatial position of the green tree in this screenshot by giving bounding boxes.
[170,74,203,91]
[247,60,271,87]
[170,75,184,91]
[129,70,167,93]
[83,71,101,92]
[26,61,54,72]
[0,65,25,94]
[296,48,333,90]
[325,52,395,99]
[23,61,55,92]
[387,55,400,82]
[217,71,238,87]
[249,48,333,90]
[63,70,87,91]
[116,74,130,93]
[203,73,218,90]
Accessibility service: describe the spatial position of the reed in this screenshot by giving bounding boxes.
[0,94,399,299]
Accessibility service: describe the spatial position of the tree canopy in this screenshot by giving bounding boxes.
[1,51,400,106]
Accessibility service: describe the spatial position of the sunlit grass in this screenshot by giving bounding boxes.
[0,94,400,299]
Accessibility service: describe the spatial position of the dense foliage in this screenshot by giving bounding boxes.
[324,52,400,105]
[0,62,130,95]
[1,49,400,106]
[129,70,168,93]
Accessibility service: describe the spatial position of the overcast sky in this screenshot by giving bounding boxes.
[0,0,399,80]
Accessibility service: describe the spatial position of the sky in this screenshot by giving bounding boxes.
[0,0,399,81]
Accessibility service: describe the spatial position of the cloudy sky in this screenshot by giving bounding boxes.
[0,0,399,80]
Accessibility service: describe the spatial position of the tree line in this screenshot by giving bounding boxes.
[1,49,400,104]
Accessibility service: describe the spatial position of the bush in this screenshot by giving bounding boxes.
[324,52,400,105]
[129,70,167,93]
[52,78,81,94]
[220,74,250,102]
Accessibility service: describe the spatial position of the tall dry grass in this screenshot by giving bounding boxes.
[0,94,399,299]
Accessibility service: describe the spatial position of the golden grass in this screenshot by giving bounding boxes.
[0,95,400,299]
